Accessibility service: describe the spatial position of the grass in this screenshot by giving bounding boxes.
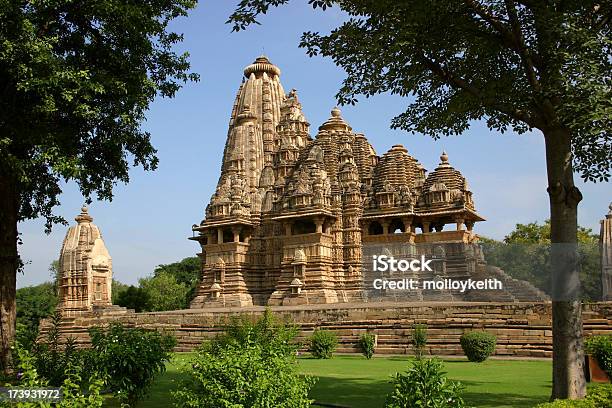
[129,353,554,408]
[299,355,552,408]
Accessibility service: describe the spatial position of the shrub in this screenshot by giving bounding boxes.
[385,358,467,408]
[173,310,315,408]
[29,312,88,387]
[88,323,176,407]
[534,384,612,407]
[460,331,496,362]
[213,308,300,357]
[139,272,189,311]
[412,324,428,359]
[3,343,105,408]
[310,329,338,359]
[585,335,612,378]
[359,333,376,359]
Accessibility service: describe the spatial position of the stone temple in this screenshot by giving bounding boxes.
[189,56,521,308]
[47,57,610,359]
[58,206,113,315]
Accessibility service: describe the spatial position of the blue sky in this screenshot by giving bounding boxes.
[16,1,611,288]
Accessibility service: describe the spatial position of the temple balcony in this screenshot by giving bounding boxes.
[203,242,251,265]
[414,230,478,244]
[281,232,334,247]
[362,232,416,245]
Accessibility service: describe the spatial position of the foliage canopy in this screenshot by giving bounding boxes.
[0,0,199,227]
[229,0,611,182]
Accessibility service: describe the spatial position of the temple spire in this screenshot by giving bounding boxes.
[59,207,113,315]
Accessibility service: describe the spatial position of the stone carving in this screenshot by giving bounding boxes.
[308,145,324,163]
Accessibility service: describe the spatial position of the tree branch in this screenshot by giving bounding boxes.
[504,0,542,92]
[416,51,539,128]
[463,0,514,39]
[463,0,544,69]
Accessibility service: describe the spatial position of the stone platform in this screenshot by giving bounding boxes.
[40,302,612,358]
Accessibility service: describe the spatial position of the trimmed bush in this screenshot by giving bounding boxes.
[460,331,496,362]
[310,329,338,359]
[585,335,612,379]
[385,358,467,408]
[534,384,612,407]
[412,324,428,359]
[359,333,376,359]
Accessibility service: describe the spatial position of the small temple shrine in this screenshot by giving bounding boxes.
[57,206,113,315]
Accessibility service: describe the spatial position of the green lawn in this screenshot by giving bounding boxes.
[130,353,553,408]
[299,356,552,408]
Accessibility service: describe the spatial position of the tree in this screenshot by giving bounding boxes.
[228,0,611,400]
[0,0,198,372]
[16,281,58,349]
[115,286,150,313]
[503,220,598,245]
[481,220,601,300]
[111,279,130,305]
[139,272,189,311]
[49,259,60,294]
[153,256,201,305]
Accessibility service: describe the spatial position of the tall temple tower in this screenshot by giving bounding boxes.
[190,56,288,307]
[58,206,113,315]
[190,57,492,308]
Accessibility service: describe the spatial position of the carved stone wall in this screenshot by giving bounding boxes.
[41,302,612,358]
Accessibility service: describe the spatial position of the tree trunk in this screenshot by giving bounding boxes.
[0,170,18,375]
[543,126,586,400]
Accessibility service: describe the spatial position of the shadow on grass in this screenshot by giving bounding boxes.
[462,390,548,408]
[459,380,549,408]
[309,376,392,408]
[102,369,190,408]
[310,376,550,408]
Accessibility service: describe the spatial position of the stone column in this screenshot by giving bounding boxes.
[284,222,292,236]
[232,227,241,243]
[315,217,324,234]
[455,218,465,231]
[217,228,224,244]
[402,217,413,233]
[601,203,612,300]
[381,220,391,235]
[422,221,430,233]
